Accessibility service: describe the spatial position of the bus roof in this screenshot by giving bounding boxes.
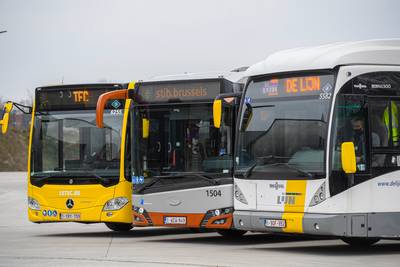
[245,39,400,77]
[36,83,126,92]
[145,68,248,84]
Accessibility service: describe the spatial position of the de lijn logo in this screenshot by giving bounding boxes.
[66,199,74,209]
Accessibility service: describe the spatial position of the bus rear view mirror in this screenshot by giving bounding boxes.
[142,118,149,139]
[212,92,242,129]
[0,102,13,134]
[213,99,222,128]
[341,142,356,174]
[240,103,253,132]
[96,89,128,128]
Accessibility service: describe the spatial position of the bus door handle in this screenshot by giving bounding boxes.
[168,142,172,153]
[156,141,161,153]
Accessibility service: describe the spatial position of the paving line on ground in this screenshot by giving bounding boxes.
[0,255,230,267]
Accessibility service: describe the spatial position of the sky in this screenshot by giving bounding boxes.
[0,0,400,102]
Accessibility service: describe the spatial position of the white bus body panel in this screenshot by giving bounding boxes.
[133,184,233,214]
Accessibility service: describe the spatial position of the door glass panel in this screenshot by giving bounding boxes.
[369,99,400,172]
[331,95,367,172]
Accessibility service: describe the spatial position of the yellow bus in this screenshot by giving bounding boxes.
[1,83,134,231]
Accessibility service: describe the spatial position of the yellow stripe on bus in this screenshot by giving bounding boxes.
[119,81,135,181]
[282,180,307,233]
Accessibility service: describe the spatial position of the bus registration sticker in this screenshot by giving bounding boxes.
[264,219,286,228]
[164,216,187,225]
[60,213,81,220]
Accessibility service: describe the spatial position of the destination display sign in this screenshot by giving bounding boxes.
[36,87,124,111]
[249,75,334,100]
[137,81,221,103]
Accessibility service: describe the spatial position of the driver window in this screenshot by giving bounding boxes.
[332,95,367,172]
[330,94,368,196]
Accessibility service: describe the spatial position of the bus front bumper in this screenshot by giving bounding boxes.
[132,206,234,229]
[28,202,132,224]
[233,210,347,236]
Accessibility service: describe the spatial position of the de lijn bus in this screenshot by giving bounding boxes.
[213,39,400,246]
[96,70,248,236]
[1,83,136,231]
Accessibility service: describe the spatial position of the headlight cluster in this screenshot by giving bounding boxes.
[309,182,326,207]
[28,197,40,210]
[133,206,145,214]
[210,207,233,217]
[132,205,153,224]
[103,197,129,211]
[200,207,233,227]
[234,183,248,204]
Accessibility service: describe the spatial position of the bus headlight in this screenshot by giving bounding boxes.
[103,197,129,211]
[309,182,326,207]
[234,183,248,205]
[28,197,40,210]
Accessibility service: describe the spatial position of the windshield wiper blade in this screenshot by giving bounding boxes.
[235,162,257,178]
[162,172,220,185]
[31,172,112,184]
[269,163,314,179]
[136,172,221,193]
[136,175,174,194]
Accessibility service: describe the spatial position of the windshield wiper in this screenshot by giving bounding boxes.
[163,172,220,185]
[235,162,257,178]
[31,172,113,185]
[267,163,314,179]
[136,172,220,193]
[235,155,289,178]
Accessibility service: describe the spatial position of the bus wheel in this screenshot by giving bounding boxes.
[341,237,380,247]
[105,223,133,232]
[217,229,247,238]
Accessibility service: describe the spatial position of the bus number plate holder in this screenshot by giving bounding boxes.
[164,216,187,225]
[60,213,81,220]
[264,219,286,228]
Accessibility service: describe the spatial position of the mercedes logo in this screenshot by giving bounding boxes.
[68,179,74,185]
[66,199,74,209]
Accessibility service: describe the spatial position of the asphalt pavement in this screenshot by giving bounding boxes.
[1,172,400,267]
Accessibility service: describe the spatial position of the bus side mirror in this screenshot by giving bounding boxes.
[341,142,356,174]
[213,99,222,128]
[0,102,13,134]
[96,89,128,128]
[142,118,149,139]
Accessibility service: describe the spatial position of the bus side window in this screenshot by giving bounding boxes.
[369,99,400,176]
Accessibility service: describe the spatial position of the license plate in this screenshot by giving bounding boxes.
[164,216,187,225]
[60,213,81,220]
[264,219,286,228]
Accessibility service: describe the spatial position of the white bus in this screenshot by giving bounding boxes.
[96,70,248,236]
[223,39,400,246]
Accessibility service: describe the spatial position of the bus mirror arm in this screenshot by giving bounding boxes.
[213,92,242,128]
[96,89,128,128]
[348,174,355,187]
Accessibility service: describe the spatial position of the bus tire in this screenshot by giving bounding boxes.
[217,229,247,238]
[105,222,133,232]
[341,237,380,247]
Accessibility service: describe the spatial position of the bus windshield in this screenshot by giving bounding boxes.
[31,109,124,179]
[132,103,233,179]
[236,74,335,180]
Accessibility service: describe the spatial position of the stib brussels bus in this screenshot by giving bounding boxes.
[214,39,400,245]
[1,83,135,231]
[96,70,247,236]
